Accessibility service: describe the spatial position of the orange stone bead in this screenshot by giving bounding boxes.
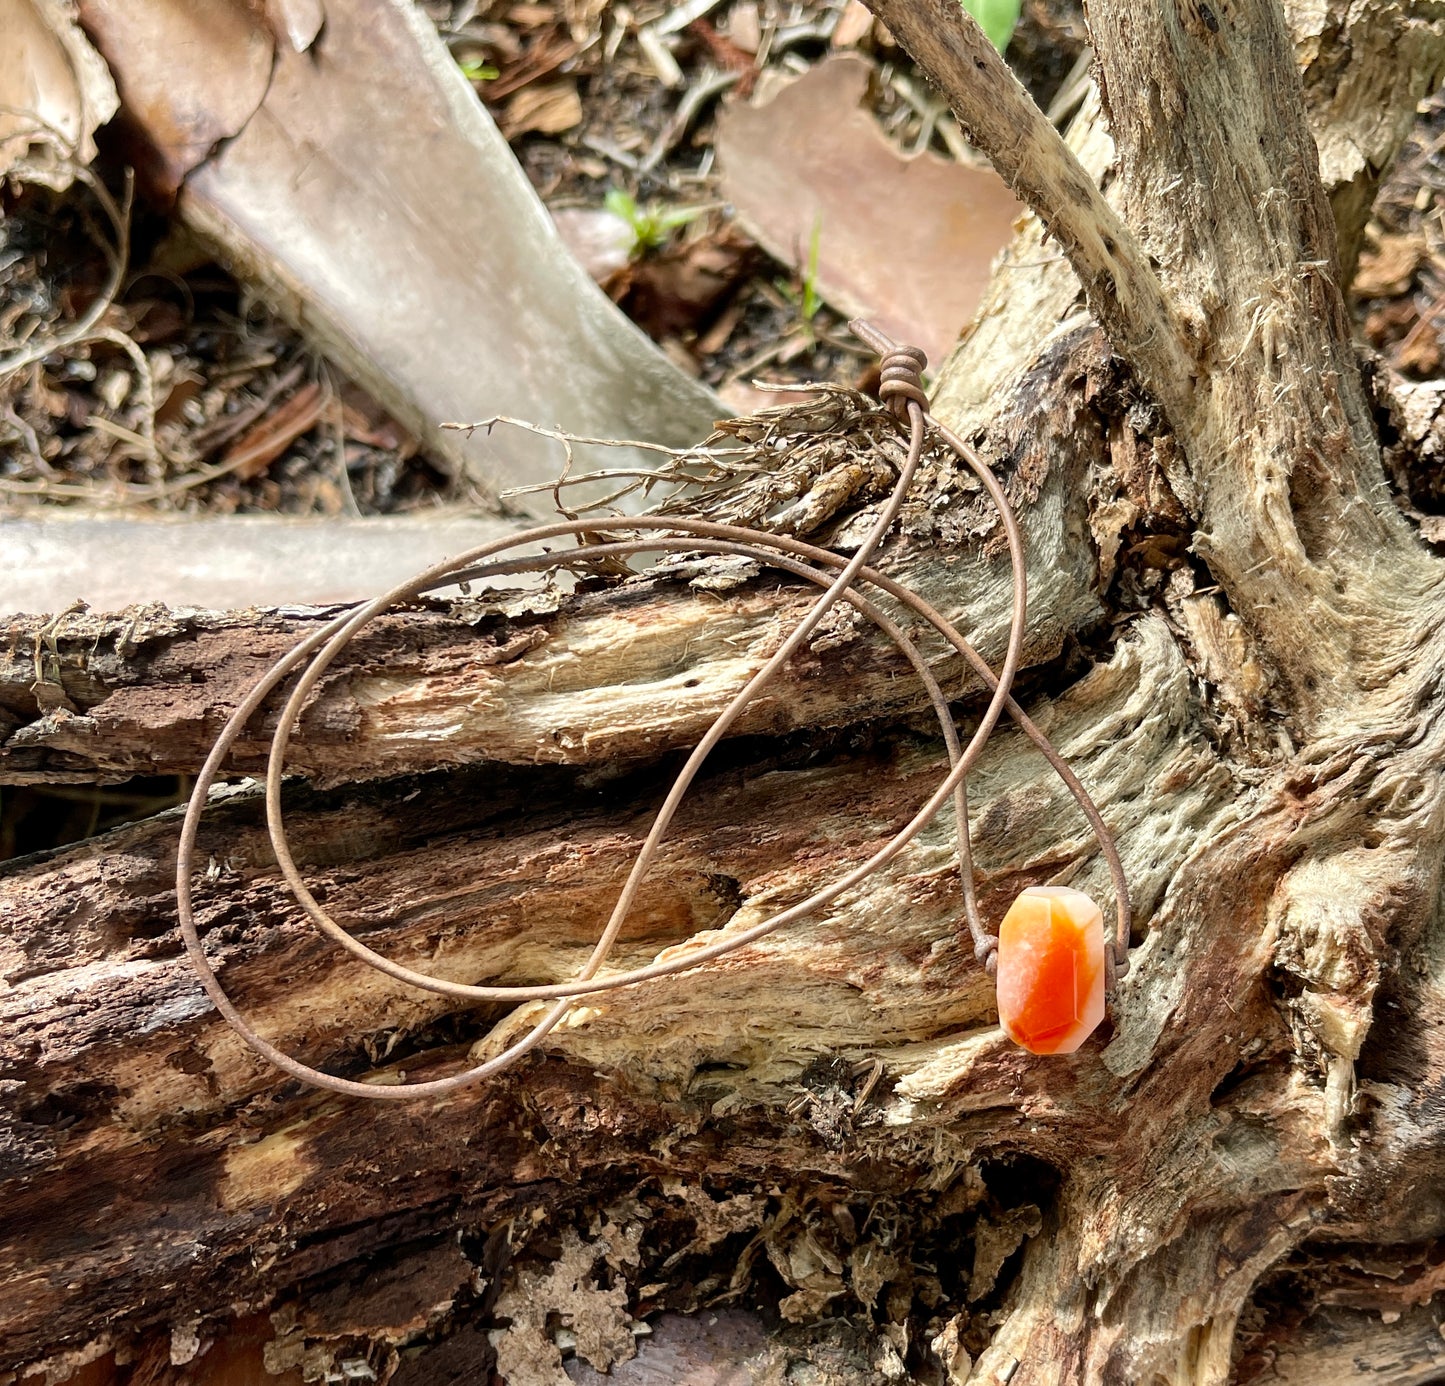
[995,886,1106,1055]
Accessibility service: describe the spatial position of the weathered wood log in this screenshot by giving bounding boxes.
[0,342,1105,789]
[6,1,1445,1382]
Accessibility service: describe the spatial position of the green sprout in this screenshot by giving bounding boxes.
[962,0,1022,52]
[603,188,708,255]
[775,215,824,344]
[457,56,500,83]
[801,215,822,327]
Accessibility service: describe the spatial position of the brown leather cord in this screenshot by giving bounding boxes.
[175,324,1131,1099]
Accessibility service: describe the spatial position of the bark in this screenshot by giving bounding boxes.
[5,2,1445,1384]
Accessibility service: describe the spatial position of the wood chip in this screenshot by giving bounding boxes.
[1353,232,1426,299]
[508,4,555,26]
[637,25,685,89]
[830,0,875,48]
[727,0,761,54]
[502,79,583,137]
[221,379,324,480]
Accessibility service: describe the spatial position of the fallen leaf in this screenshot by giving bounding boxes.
[716,53,1022,368]
[615,230,757,341]
[1354,232,1426,299]
[502,79,583,137]
[78,0,274,193]
[0,0,119,188]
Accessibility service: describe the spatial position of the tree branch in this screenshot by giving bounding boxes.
[857,0,1195,429]
[874,0,1445,729]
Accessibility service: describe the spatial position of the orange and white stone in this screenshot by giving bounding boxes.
[995,886,1106,1055]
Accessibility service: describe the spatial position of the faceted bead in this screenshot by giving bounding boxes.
[995,886,1106,1055]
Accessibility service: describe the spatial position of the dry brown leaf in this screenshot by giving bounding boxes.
[616,230,756,340]
[1354,232,1426,299]
[502,79,583,137]
[78,0,273,192]
[716,55,1022,369]
[0,0,118,188]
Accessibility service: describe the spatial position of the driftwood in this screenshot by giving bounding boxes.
[69,0,722,500]
[7,1,1445,1383]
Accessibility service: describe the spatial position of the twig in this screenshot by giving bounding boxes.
[856,0,1191,415]
[443,415,751,459]
[92,325,161,473]
[321,363,362,518]
[189,361,307,454]
[1,404,51,475]
[640,68,741,172]
[502,467,719,498]
[651,0,728,37]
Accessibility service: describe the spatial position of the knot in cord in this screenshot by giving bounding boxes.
[1106,944,1130,995]
[877,343,928,425]
[976,934,999,977]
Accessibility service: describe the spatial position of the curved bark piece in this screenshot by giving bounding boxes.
[76,0,724,502]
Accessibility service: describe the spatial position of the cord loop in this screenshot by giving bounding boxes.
[175,321,1132,1099]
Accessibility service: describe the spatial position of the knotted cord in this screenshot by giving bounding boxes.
[175,322,1130,1099]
